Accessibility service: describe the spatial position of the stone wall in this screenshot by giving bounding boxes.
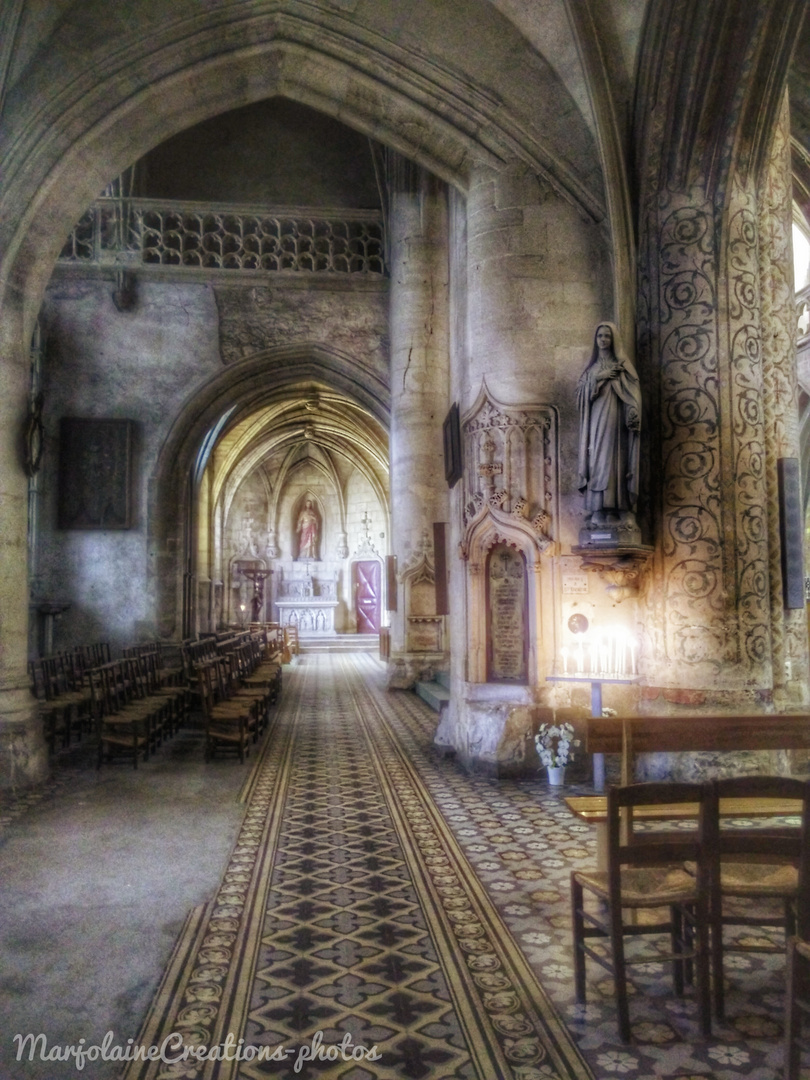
[33,271,388,654]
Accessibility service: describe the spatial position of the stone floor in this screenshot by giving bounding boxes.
[0,652,804,1079]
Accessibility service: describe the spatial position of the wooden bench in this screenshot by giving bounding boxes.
[586,713,810,785]
[567,713,810,868]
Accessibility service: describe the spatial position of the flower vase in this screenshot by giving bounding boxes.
[547,766,566,786]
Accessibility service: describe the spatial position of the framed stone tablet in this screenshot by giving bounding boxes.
[58,418,133,529]
[486,544,528,683]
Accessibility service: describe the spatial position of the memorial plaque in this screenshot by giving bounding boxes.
[486,544,528,683]
[407,618,443,652]
[58,418,133,529]
[563,574,589,595]
[778,457,805,609]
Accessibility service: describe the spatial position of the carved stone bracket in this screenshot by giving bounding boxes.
[572,545,654,601]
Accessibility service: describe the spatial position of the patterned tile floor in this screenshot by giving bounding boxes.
[347,653,796,1080]
[3,653,803,1080]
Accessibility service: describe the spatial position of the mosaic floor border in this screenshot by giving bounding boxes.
[122,654,590,1080]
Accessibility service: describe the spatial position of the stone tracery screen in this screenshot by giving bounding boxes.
[486,544,528,684]
[60,199,386,276]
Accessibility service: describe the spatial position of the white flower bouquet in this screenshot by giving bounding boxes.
[535,722,580,769]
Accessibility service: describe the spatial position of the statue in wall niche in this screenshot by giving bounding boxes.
[296,498,320,560]
[576,322,641,539]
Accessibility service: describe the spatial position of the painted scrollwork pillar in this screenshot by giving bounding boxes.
[758,92,810,705]
[386,155,450,684]
[638,92,809,704]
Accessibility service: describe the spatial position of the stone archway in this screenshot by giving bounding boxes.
[0,1,606,787]
[149,347,390,640]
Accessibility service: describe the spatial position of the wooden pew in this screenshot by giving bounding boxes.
[586,713,810,785]
[568,713,810,868]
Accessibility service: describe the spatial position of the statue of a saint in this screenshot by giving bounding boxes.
[296,498,319,560]
[576,322,641,527]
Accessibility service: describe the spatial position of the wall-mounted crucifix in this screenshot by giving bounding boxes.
[241,566,273,622]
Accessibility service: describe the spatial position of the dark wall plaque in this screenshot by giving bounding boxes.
[486,544,528,683]
[433,521,448,615]
[443,402,462,488]
[778,457,805,609]
[58,418,133,529]
[385,555,398,612]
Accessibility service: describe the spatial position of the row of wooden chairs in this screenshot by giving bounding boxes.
[571,775,810,1044]
[92,654,191,768]
[123,641,185,686]
[31,629,283,767]
[30,644,111,753]
[197,634,282,762]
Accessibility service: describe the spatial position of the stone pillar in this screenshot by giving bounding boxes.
[386,157,450,687]
[0,328,48,789]
[638,92,809,712]
[639,178,771,697]
[758,91,810,707]
[439,161,611,775]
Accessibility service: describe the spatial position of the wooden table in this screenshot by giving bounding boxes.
[565,795,803,870]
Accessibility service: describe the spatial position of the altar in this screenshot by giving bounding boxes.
[273,568,339,636]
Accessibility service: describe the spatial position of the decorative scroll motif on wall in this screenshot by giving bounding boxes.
[646,179,776,682]
[59,199,385,276]
[459,384,556,559]
[656,193,726,669]
[757,95,809,698]
[726,174,770,674]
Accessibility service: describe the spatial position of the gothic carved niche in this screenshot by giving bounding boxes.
[459,383,556,559]
[399,545,444,655]
[295,495,321,560]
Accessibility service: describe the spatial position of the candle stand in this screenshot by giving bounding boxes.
[545,674,638,792]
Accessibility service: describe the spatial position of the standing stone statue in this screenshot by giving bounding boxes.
[296,498,320,560]
[576,322,641,536]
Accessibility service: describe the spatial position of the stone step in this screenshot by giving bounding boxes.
[434,670,450,691]
[414,680,451,712]
[298,633,381,653]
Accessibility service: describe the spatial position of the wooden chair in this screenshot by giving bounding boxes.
[196,663,252,762]
[571,781,714,1042]
[91,665,151,769]
[217,651,268,738]
[237,641,279,709]
[785,936,810,1080]
[709,775,810,1021]
[283,625,299,662]
[139,650,189,735]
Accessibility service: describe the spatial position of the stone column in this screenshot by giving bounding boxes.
[638,179,771,697]
[439,161,612,775]
[386,156,450,687]
[637,93,809,711]
[758,91,810,707]
[0,326,48,789]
